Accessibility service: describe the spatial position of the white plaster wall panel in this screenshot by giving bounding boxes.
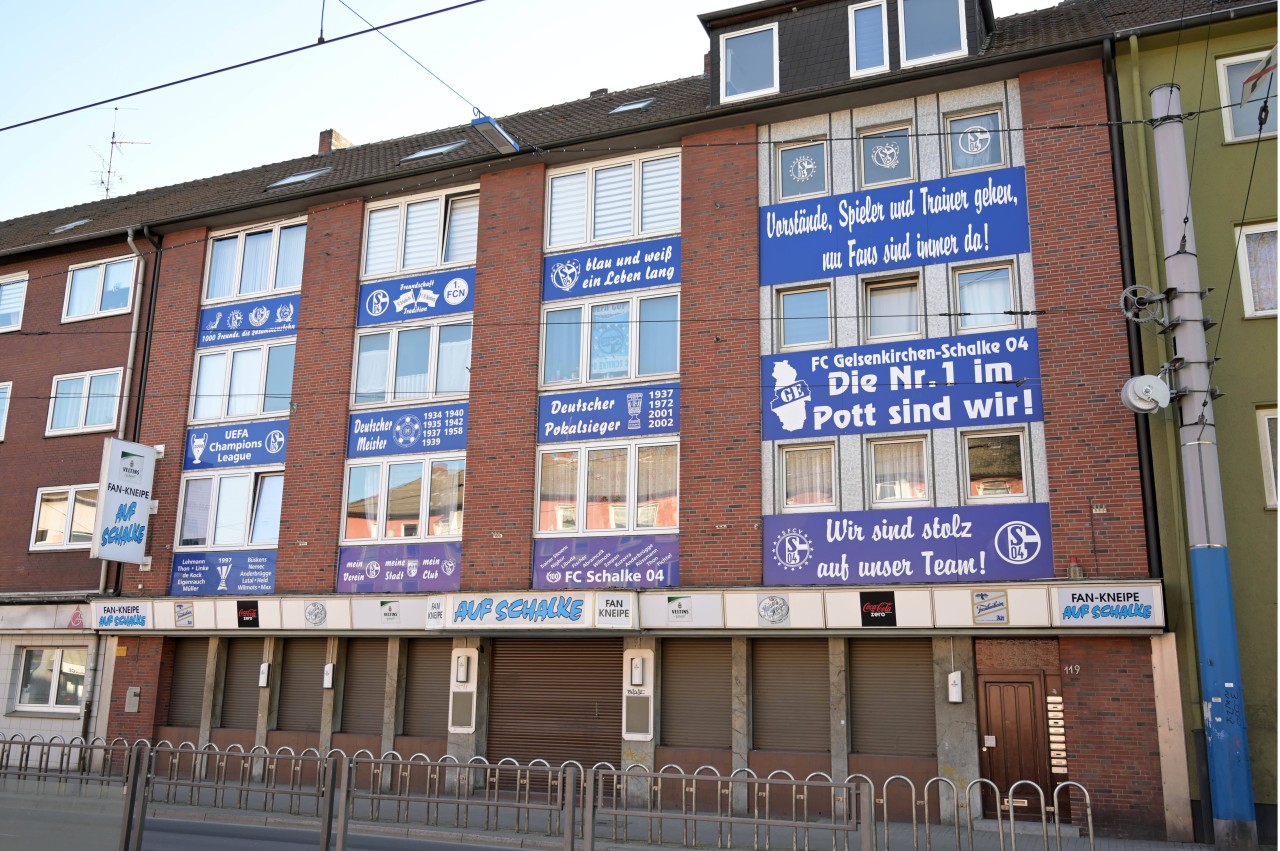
[835,272,859,348]
[1029,420,1050,503]
[923,260,951,340]
[1006,80,1025,167]
[838,434,865,511]
[723,591,824,628]
[932,427,962,506]
[1007,586,1051,626]
[759,287,775,358]
[916,94,943,181]
[831,111,855,195]
[933,587,977,626]
[0,633,98,738]
[761,441,778,515]
[758,125,772,206]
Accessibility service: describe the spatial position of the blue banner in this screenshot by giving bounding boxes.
[762,330,1042,440]
[336,542,461,593]
[170,550,277,596]
[543,236,680,302]
[184,419,289,469]
[347,403,468,458]
[759,167,1031,287]
[534,535,679,589]
[198,293,299,347]
[538,383,678,443]
[357,269,474,326]
[763,503,1053,586]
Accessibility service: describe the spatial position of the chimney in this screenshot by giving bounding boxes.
[591,88,609,97]
[318,129,352,154]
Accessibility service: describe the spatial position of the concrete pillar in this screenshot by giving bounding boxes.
[622,637,658,807]
[933,636,979,825]
[381,638,404,757]
[253,637,282,780]
[829,638,850,818]
[319,636,340,754]
[199,636,224,746]
[446,635,490,761]
[731,637,750,813]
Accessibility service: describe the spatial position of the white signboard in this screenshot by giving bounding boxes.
[92,601,153,629]
[437,591,636,629]
[1051,585,1163,627]
[91,439,157,564]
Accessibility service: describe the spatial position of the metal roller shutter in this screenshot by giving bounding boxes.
[220,638,264,730]
[167,638,209,727]
[277,638,326,733]
[660,638,732,748]
[751,638,830,752]
[341,638,388,735]
[402,638,451,738]
[487,638,622,767]
[849,638,936,756]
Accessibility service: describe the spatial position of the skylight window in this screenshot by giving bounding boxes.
[401,140,468,162]
[267,167,332,189]
[610,98,656,114]
[50,219,91,235]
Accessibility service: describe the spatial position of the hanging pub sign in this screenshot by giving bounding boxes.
[92,438,158,565]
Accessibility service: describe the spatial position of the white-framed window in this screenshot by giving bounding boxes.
[955,264,1015,330]
[16,647,87,711]
[848,0,889,77]
[0,381,10,441]
[546,154,680,249]
[362,190,479,279]
[541,290,679,387]
[721,23,779,102]
[1258,408,1277,509]
[46,368,121,435]
[177,469,284,549]
[860,125,914,187]
[536,440,679,534]
[777,285,832,350]
[962,430,1028,503]
[0,274,27,333]
[1218,52,1277,142]
[30,484,97,550]
[868,437,929,506]
[62,255,135,321]
[342,455,466,542]
[781,443,836,510]
[191,340,295,423]
[352,320,472,407]
[946,109,1006,174]
[866,278,921,341]
[778,141,829,200]
[1237,221,1277,317]
[205,219,306,303]
[899,0,967,67]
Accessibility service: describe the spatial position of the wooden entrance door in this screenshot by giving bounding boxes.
[977,674,1051,820]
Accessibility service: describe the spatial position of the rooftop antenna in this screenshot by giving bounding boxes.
[90,107,148,198]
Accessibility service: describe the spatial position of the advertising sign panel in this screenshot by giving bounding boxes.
[92,439,157,564]
[543,237,680,302]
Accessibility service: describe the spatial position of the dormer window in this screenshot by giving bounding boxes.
[721,24,779,103]
[849,1,889,78]
[900,0,967,67]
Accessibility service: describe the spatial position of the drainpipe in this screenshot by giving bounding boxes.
[1102,38,1163,580]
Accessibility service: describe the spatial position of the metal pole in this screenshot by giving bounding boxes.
[563,764,577,851]
[1148,83,1257,849]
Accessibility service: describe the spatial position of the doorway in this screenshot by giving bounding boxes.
[977,674,1054,821]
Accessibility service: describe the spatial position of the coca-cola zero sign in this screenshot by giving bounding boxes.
[860,591,897,627]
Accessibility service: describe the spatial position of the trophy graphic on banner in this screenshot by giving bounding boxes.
[191,433,208,464]
[626,393,642,430]
[216,562,232,591]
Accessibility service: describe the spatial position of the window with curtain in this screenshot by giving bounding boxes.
[205,221,306,302]
[31,485,97,549]
[541,293,678,387]
[46,368,121,434]
[362,191,479,278]
[946,110,1005,173]
[1237,222,1277,316]
[866,280,920,340]
[1218,53,1277,142]
[778,286,831,349]
[177,470,284,549]
[0,382,10,441]
[536,441,678,534]
[192,341,295,422]
[546,154,680,249]
[0,276,27,331]
[782,444,836,508]
[17,647,87,710]
[956,265,1014,330]
[64,256,135,320]
[869,438,928,505]
[351,321,471,406]
[341,456,465,542]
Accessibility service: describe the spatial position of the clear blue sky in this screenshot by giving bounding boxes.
[0,0,1054,222]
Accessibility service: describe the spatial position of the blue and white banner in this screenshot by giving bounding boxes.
[763,503,1053,586]
[533,535,679,589]
[198,293,299,348]
[762,330,1042,440]
[759,167,1031,287]
[347,403,468,458]
[337,542,461,593]
[543,236,680,302]
[184,419,289,469]
[538,383,678,444]
[170,550,277,596]
[358,269,474,326]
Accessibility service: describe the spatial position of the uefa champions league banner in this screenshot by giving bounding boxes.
[184,419,289,469]
[198,293,299,347]
[337,542,462,593]
[761,329,1043,440]
[759,166,1031,287]
[533,535,679,589]
[170,550,276,596]
[763,503,1053,586]
[543,236,680,302]
[357,268,475,327]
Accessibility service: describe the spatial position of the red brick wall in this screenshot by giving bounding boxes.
[1020,61,1148,579]
[275,199,363,592]
[106,635,170,741]
[132,227,209,596]
[679,125,763,585]
[1059,637,1164,838]
[975,637,1059,670]
[460,166,545,590]
[0,240,154,593]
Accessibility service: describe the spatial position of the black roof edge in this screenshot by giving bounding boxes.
[1114,0,1275,39]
